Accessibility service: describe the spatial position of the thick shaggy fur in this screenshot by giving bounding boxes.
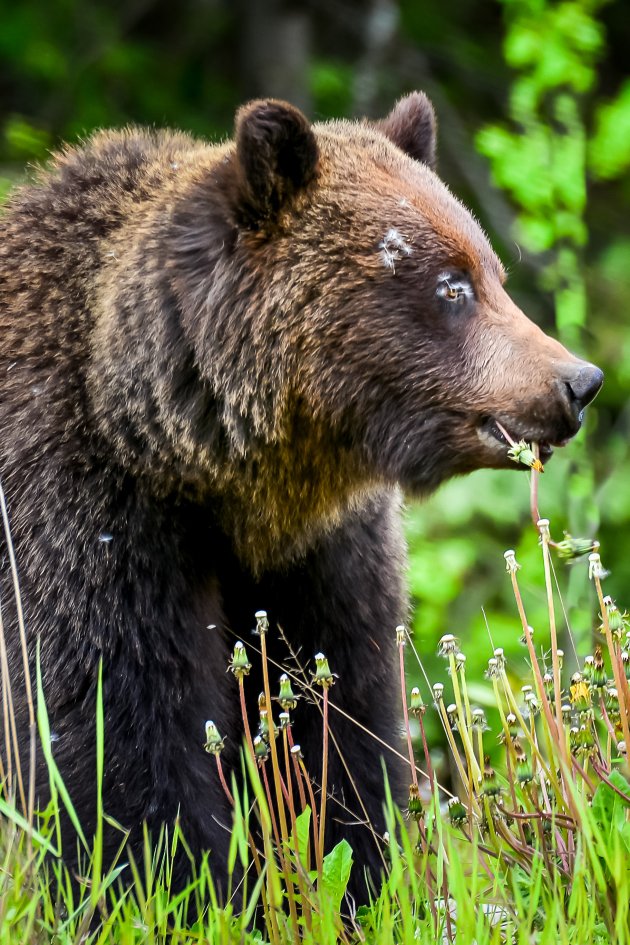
[0,94,601,897]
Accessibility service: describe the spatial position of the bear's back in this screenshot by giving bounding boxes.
[0,130,227,510]
[0,128,220,299]
[0,128,227,423]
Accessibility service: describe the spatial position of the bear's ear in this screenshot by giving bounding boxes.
[234,99,319,224]
[377,92,437,169]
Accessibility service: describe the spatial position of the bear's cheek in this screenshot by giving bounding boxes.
[347,296,585,490]
[354,367,487,493]
[445,303,592,471]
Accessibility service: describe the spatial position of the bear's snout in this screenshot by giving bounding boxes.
[563,363,604,414]
[473,354,603,474]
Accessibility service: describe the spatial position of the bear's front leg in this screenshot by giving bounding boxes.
[260,489,409,902]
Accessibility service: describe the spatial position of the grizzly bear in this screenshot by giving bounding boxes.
[0,93,602,900]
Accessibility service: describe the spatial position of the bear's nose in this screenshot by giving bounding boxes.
[566,363,604,411]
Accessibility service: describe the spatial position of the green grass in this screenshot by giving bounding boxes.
[0,776,628,943]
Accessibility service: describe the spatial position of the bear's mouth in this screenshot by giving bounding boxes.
[478,417,573,466]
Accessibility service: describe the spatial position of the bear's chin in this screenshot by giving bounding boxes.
[476,415,581,470]
[394,429,564,497]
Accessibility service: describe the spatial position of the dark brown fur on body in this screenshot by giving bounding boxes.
[0,94,601,900]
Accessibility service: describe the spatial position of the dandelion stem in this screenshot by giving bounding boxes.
[288,729,308,812]
[592,572,630,767]
[260,761,282,857]
[398,631,418,790]
[538,520,565,741]
[318,686,330,863]
[530,446,541,526]
[599,695,618,750]
[436,696,479,815]
[300,757,323,876]
[448,652,481,785]
[238,678,256,763]
[417,712,435,794]
[215,755,234,806]
[258,617,300,941]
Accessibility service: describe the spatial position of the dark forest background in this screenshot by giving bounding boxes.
[1,0,629,735]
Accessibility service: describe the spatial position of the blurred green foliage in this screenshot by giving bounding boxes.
[0,0,628,760]
[476,0,605,342]
[590,79,630,178]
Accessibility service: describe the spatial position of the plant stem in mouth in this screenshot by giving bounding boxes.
[530,443,541,525]
[494,419,518,448]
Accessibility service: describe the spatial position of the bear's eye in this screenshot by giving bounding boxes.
[436,272,474,307]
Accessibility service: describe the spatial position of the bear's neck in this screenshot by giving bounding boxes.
[214,414,380,574]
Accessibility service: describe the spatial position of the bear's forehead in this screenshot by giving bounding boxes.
[313,125,504,283]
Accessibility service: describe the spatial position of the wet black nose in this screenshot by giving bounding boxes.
[567,363,604,411]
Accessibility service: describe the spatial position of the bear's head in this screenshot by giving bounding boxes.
[98,94,602,566]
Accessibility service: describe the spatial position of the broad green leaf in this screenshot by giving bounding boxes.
[292,806,311,860]
[320,839,353,912]
[592,770,630,836]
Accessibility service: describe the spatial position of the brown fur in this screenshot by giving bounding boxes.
[0,95,601,899]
